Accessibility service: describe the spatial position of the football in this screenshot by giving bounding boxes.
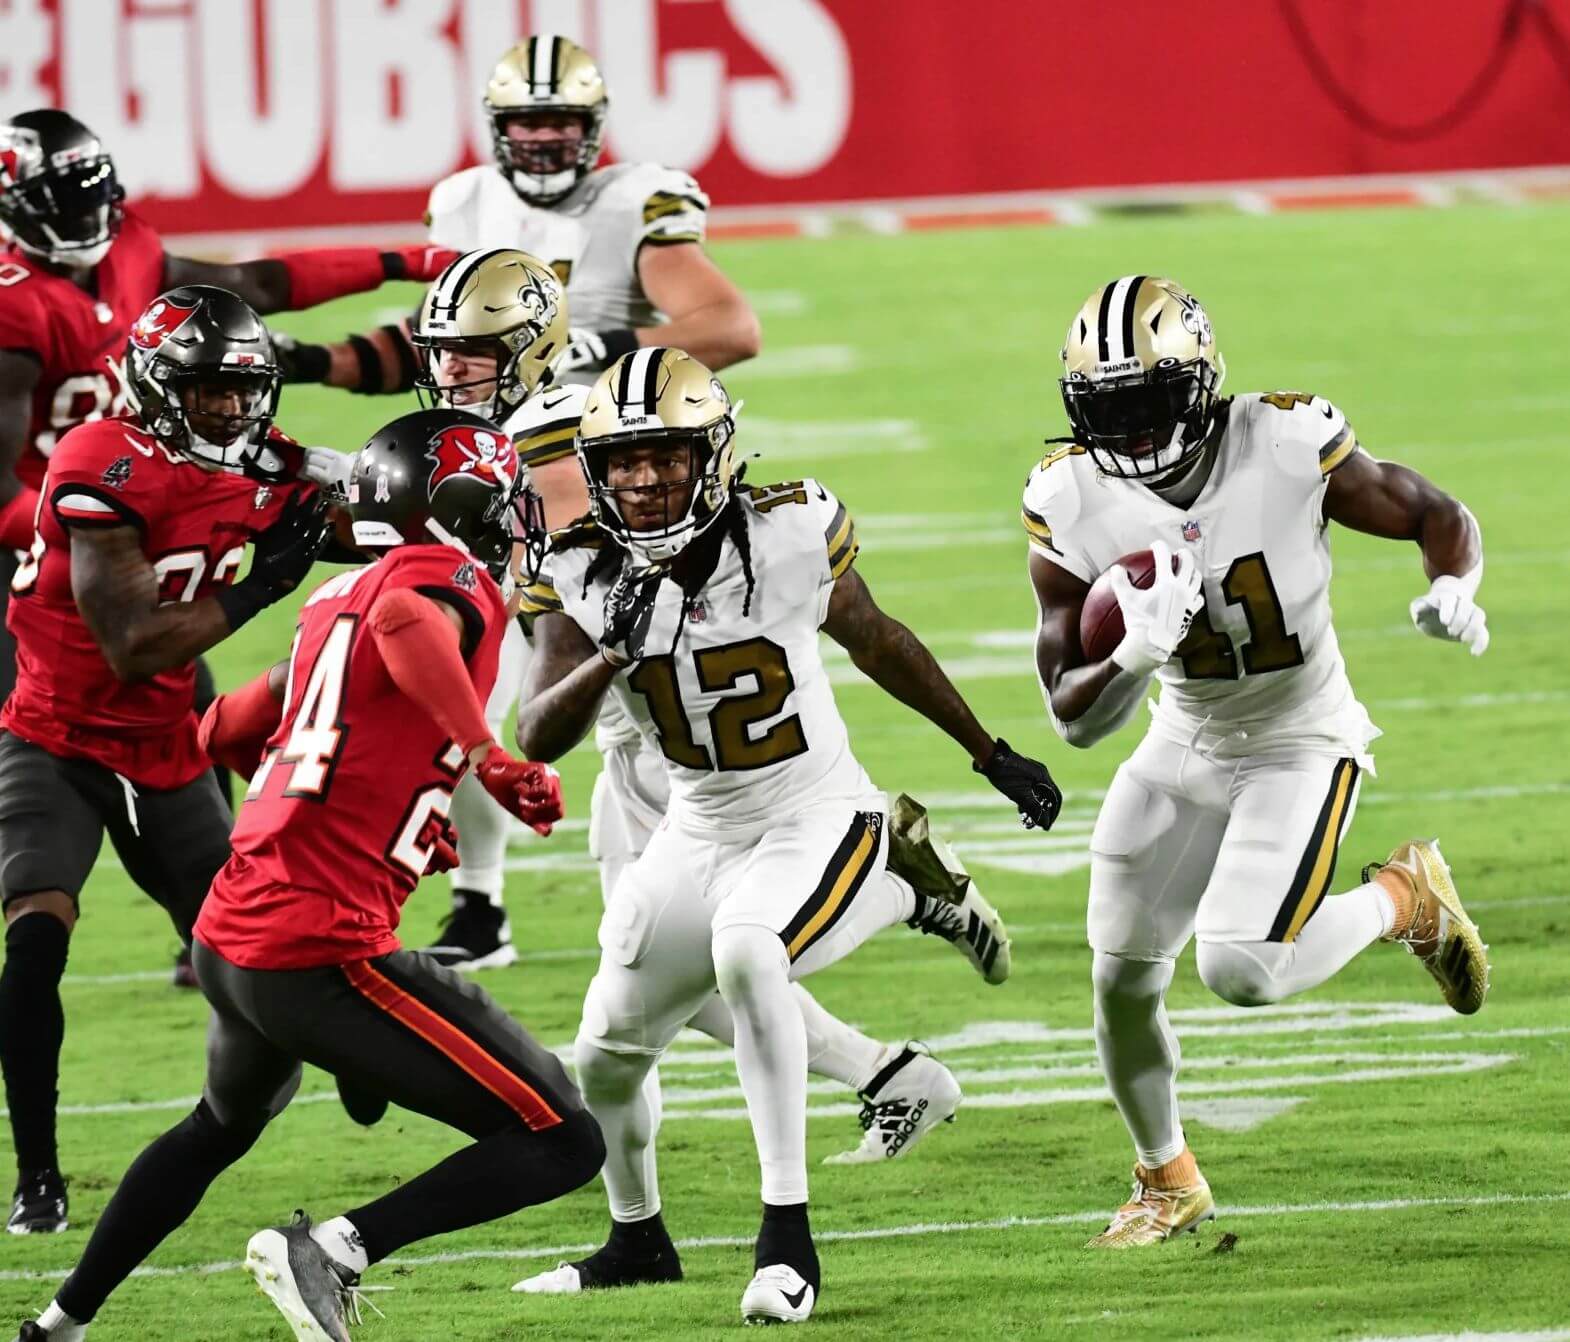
[1078,549,1179,662]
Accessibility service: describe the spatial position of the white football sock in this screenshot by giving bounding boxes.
[1196,882,1388,1006]
[712,924,809,1205]
[1092,952,1186,1170]
[574,1037,663,1222]
[685,987,885,1092]
[37,1302,87,1341]
[446,771,509,910]
[310,1215,369,1275]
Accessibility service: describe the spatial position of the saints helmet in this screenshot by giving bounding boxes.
[0,109,123,269]
[1059,276,1226,482]
[412,248,568,423]
[122,285,285,478]
[484,34,608,204]
[348,408,546,588]
[577,348,739,566]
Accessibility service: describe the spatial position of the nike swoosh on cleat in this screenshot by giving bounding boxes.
[782,1284,811,1310]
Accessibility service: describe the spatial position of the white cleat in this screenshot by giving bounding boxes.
[245,1214,363,1342]
[824,1044,961,1165]
[512,1262,584,1294]
[741,1265,816,1325]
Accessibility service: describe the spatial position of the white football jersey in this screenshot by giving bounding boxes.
[425,161,709,384]
[1023,392,1377,754]
[525,480,876,838]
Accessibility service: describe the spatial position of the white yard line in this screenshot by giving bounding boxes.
[1359,1333,1570,1342]
[1,1190,1565,1285]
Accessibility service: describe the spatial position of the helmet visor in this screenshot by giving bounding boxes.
[495,110,590,178]
[1062,364,1202,458]
[6,155,119,250]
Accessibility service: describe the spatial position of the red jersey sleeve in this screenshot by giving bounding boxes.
[378,545,505,660]
[45,418,162,532]
[112,209,170,298]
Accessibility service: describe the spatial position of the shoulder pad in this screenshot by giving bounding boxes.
[1249,391,1358,476]
[507,384,588,466]
[423,167,488,241]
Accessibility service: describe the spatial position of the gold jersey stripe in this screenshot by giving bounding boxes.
[829,535,860,580]
[824,505,852,554]
[516,582,563,615]
[514,424,578,466]
[1319,425,1358,475]
[1021,505,1053,545]
[826,508,859,579]
[639,232,703,247]
[1271,759,1360,943]
[642,192,707,225]
[1036,443,1087,473]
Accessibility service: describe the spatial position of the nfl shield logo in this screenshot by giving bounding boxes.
[1182,519,1202,542]
[687,600,707,624]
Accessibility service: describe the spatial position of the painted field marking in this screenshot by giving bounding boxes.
[1358,1333,1570,1342]
[2,1190,1566,1286]
[727,345,859,379]
[744,417,928,460]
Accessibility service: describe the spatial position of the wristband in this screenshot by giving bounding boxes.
[214,579,271,632]
[287,341,332,384]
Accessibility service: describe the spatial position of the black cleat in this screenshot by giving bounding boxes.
[335,1076,388,1128]
[512,1243,684,1294]
[246,1211,373,1342]
[423,893,517,971]
[8,1169,67,1234]
[16,1321,51,1340]
[172,945,199,990]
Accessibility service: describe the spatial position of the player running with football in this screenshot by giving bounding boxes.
[0,286,334,1235]
[1024,275,1491,1247]
[283,35,761,971]
[11,409,595,1342]
[0,108,459,987]
[399,248,988,1167]
[509,348,1062,1323]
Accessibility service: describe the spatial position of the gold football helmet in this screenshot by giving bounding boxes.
[484,34,608,204]
[577,347,739,565]
[412,248,568,422]
[1059,276,1226,481]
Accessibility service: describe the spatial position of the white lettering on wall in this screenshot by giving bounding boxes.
[0,0,55,113]
[726,0,851,176]
[597,0,724,170]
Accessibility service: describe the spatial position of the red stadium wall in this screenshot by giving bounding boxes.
[2,0,1568,236]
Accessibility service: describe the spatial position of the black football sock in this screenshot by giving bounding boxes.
[606,1210,677,1260]
[0,912,71,1175]
[55,1100,265,1322]
[347,1108,605,1263]
[756,1201,819,1288]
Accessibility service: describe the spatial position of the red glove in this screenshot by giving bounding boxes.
[474,747,563,836]
[424,814,462,875]
[383,245,461,284]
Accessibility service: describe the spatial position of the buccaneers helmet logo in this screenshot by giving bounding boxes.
[130,297,199,350]
[427,424,517,497]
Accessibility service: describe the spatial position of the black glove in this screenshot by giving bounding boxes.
[600,564,665,667]
[215,492,331,631]
[272,331,331,385]
[975,737,1063,831]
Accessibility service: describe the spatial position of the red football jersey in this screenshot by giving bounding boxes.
[196,545,507,970]
[2,415,310,788]
[0,210,167,487]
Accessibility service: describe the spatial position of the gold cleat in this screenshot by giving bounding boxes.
[1368,838,1490,1015]
[1086,1163,1215,1248]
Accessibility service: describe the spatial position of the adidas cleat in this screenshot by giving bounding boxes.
[424,894,518,971]
[824,1044,960,1165]
[907,883,1011,985]
[1369,838,1490,1015]
[741,1264,816,1325]
[246,1212,375,1342]
[1086,1163,1215,1248]
[7,1169,67,1235]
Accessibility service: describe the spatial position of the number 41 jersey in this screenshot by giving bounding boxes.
[535,481,878,840]
[1022,393,1377,756]
[196,545,507,970]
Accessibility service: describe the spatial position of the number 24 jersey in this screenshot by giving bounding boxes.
[533,481,875,840]
[1023,392,1377,754]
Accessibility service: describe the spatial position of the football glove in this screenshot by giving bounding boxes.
[600,564,665,667]
[216,492,331,630]
[424,814,462,875]
[975,738,1064,831]
[551,327,639,378]
[298,446,354,504]
[1107,540,1205,677]
[474,747,563,836]
[1410,563,1489,656]
[272,330,331,385]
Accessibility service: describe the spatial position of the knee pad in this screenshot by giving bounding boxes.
[187,1097,269,1164]
[1091,951,1173,1020]
[573,1034,652,1108]
[711,923,788,1004]
[1196,939,1292,1007]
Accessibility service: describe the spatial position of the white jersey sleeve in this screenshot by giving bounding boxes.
[422,167,494,250]
[622,164,709,263]
[1245,390,1360,488]
[1020,445,1099,584]
[742,478,859,625]
[503,384,590,468]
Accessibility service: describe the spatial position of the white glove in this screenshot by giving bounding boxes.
[299,446,354,503]
[1410,563,1488,656]
[551,328,611,378]
[1107,541,1205,676]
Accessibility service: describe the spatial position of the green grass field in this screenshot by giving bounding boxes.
[5,199,1569,1341]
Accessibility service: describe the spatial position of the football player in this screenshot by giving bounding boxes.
[398,249,980,1167]
[280,35,761,969]
[1024,276,1491,1247]
[0,286,334,1235]
[508,349,1061,1323]
[0,107,457,975]
[13,408,594,1342]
